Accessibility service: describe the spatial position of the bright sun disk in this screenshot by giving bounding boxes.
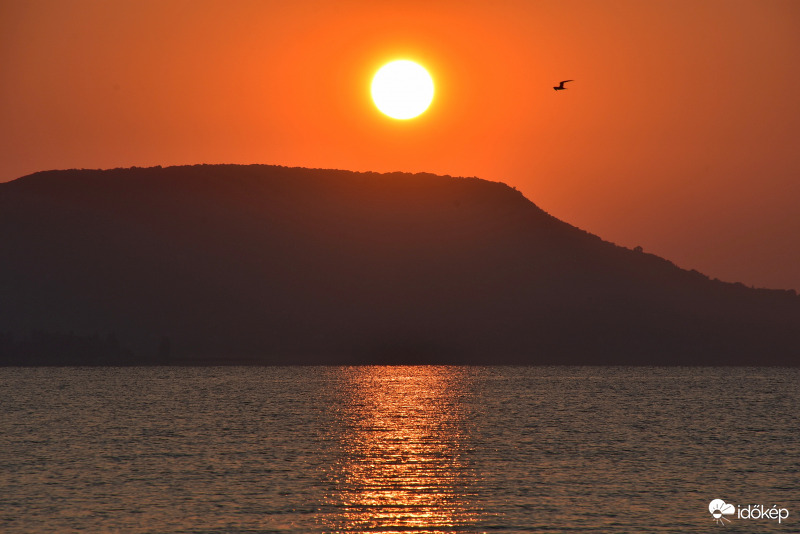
[371,60,434,120]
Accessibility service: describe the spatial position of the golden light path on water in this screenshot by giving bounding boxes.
[321,366,484,533]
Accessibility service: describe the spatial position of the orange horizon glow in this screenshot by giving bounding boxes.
[2,1,799,291]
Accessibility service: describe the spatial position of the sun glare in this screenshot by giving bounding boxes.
[371,60,434,120]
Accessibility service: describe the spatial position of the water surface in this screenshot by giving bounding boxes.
[0,366,797,532]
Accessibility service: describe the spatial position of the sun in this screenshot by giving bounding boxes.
[371,60,434,120]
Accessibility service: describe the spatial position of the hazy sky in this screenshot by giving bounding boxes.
[2,0,799,290]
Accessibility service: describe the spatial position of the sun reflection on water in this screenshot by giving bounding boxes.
[321,366,482,533]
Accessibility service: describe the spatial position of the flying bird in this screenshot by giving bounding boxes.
[553,80,573,91]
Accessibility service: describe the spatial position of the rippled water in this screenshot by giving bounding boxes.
[0,366,797,532]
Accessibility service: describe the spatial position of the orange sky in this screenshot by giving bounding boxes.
[2,0,799,290]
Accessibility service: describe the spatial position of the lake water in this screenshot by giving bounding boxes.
[0,366,797,532]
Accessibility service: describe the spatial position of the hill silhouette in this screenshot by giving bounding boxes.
[1,164,798,365]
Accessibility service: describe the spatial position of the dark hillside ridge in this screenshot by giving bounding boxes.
[1,164,798,365]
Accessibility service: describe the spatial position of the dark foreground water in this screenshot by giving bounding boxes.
[0,366,797,533]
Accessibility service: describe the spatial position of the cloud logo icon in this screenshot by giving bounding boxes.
[709,499,735,525]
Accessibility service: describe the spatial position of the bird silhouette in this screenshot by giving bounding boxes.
[553,80,573,91]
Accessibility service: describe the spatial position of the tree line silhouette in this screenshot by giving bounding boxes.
[0,331,172,366]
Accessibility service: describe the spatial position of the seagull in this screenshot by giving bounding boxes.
[553,80,573,91]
